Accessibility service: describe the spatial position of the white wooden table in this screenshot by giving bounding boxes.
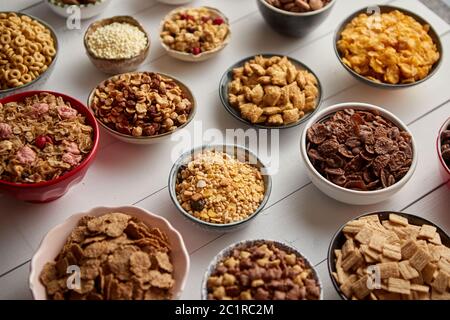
[0,0,449,300]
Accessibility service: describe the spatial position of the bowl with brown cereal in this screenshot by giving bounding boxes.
[328,212,450,300]
[335,6,443,89]
[46,0,112,20]
[168,145,272,232]
[29,206,190,300]
[160,6,231,62]
[300,102,418,205]
[220,54,322,129]
[0,12,58,98]
[0,91,99,203]
[202,239,322,300]
[88,71,196,145]
[84,16,150,74]
[437,116,450,185]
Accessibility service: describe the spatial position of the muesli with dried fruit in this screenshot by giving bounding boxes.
[306,109,413,191]
[441,125,450,169]
[207,241,321,300]
[39,212,175,300]
[228,55,320,126]
[0,92,93,183]
[90,72,193,137]
[161,7,230,55]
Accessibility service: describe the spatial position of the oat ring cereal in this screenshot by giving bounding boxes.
[21,73,32,83]
[7,69,21,80]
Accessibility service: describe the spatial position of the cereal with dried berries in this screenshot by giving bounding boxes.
[90,72,193,137]
[0,93,93,183]
[306,109,413,191]
[228,55,320,126]
[39,212,175,300]
[441,125,450,170]
[207,241,321,300]
[161,7,230,55]
[175,150,265,225]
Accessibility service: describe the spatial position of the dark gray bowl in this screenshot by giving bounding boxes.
[168,144,272,233]
[219,54,323,130]
[327,211,450,300]
[334,5,443,89]
[0,12,58,98]
[256,0,337,37]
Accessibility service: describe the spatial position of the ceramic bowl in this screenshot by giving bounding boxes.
[437,116,450,186]
[46,0,112,20]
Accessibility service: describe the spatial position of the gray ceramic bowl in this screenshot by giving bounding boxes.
[334,5,443,89]
[327,211,450,300]
[201,239,323,300]
[219,54,323,130]
[0,12,58,99]
[168,145,272,232]
[256,0,337,37]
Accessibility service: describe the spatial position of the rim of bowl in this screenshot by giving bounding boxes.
[219,53,323,130]
[29,205,190,300]
[47,0,107,8]
[201,239,323,300]
[258,0,337,17]
[0,90,100,189]
[437,116,450,175]
[87,71,196,141]
[0,12,59,96]
[327,211,450,300]
[159,6,231,60]
[168,144,272,229]
[300,102,418,196]
[84,15,150,63]
[333,5,444,89]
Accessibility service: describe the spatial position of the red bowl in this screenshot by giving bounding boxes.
[437,116,450,187]
[0,91,100,203]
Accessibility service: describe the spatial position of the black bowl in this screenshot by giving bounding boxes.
[327,211,450,300]
[334,5,443,89]
[256,0,337,37]
[219,54,323,130]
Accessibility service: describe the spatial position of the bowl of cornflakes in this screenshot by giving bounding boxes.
[30,206,190,300]
[0,91,99,203]
[334,6,443,89]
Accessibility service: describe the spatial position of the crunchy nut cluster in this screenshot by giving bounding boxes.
[90,72,193,137]
[175,150,265,225]
[337,10,440,84]
[228,56,319,126]
[0,93,94,183]
[207,241,321,300]
[441,126,450,169]
[40,213,175,300]
[0,12,56,89]
[333,214,450,300]
[306,109,413,191]
[266,0,331,12]
[161,7,230,55]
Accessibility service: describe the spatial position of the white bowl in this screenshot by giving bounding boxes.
[159,6,231,62]
[300,102,418,205]
[157,0,194,5]
[46,0,112,20]
[29,206,190,300]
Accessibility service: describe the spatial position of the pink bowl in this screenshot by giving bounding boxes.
[437,116,450,187]
[0,91,99,203]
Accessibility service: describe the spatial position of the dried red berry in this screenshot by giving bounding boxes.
[35,135,48,149]
[179,13,188,20]
[213,17,225,25]
[192,47,202,55]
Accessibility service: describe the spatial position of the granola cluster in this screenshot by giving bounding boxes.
[0,93,94,183]
[228,56,319,126]
[90,72,193,137]
[175,150,265,225]
[306,109,413,191]
[207,241,321,300]
[333,214,450,300]
[40,213,175,300]
[161,7,230,55]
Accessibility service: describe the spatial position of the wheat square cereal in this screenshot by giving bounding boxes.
[387,278,411,295]
[409,248,432,272]
[355,227,373,245]
[398,261,419,280]
[351,275,371,300]
[389,214,409,227]
[418,225,437,240]
[431,271,450,293]
[377,262,400,279]
[401,240,419,260]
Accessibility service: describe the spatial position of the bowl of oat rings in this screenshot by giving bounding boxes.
[0,12,58,98]
[168,144,272,232]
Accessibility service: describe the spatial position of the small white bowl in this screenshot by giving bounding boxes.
[29,206,190,300]
[159,6,231,62]
[46,0,112,20]
[300,102,418,205]
[157,0,194,5]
